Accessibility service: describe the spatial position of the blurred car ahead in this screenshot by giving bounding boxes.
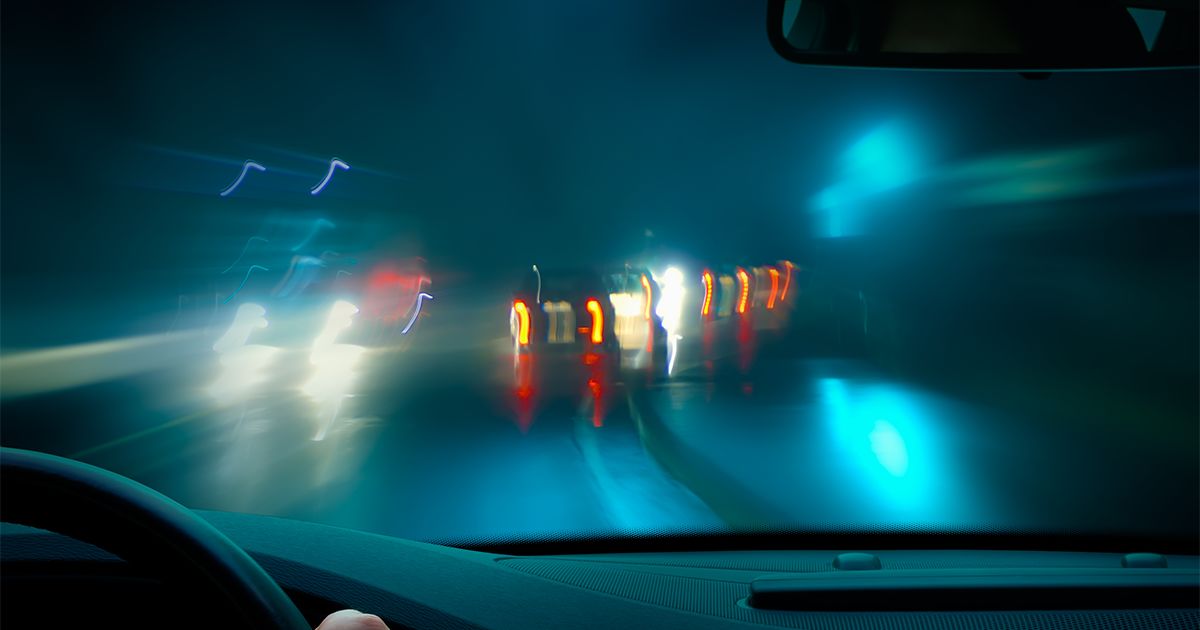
[604,265,668,374]
[510,268,619,396]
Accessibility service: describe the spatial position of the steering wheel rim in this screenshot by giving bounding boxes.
[1,447,309,630]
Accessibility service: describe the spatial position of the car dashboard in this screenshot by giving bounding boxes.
[2,511,1197,629]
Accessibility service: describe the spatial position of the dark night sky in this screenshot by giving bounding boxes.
[2,0,1197,344]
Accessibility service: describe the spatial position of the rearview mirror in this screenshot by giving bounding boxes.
[766,0,1198,71]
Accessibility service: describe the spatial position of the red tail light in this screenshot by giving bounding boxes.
[701,270,713,317]
[513,300,531,346]
[586,298,604,344]
[736,268,750,315]
[767,267,780,310]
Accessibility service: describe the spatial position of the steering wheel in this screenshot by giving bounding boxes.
[1,447,309,629]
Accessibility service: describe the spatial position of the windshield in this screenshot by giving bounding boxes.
[2,1,1196,548]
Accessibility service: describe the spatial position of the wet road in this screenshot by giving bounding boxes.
[1,282,1196,544]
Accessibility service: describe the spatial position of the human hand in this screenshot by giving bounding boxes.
[315,609,389,630]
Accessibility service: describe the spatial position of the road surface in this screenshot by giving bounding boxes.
[1,279,1195,544]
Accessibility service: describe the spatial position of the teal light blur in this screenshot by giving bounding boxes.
[868,420,909,477]
[843,125,919,190]
[810,123,921,238]
[816,377,945,516]
[940,141,1126,207]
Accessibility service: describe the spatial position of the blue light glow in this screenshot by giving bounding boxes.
[218,160,266,197]
[273,255,326,298]
[401,292,433,334]
[817,377,931,505]
[843,125,917,190]
[811,123,921,238]
[868,420,909,476]
[310,158,350,195]
[290,218,336,252]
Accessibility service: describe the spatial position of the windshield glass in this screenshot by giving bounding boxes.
[2,1,1196,547]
